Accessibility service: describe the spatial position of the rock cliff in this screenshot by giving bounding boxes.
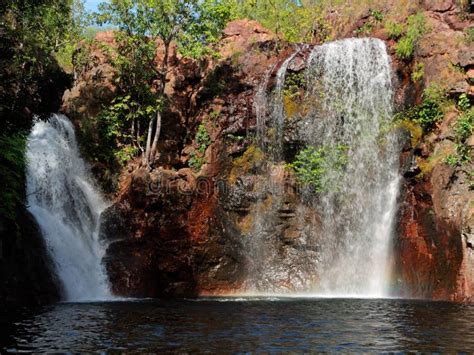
[63,2,474,301]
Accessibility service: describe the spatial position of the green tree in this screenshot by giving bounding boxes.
[0,0,85,132]
[96,0,234,167]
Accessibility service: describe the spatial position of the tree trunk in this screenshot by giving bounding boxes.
[147,40,170,167]
[144,117,154,166]
[149,110,162,165]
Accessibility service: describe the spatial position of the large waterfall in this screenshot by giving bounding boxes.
[245,38,400,297]
[26,114,112,301]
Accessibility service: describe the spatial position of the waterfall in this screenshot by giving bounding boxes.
[245,38,400,297]
[26,114,113,302]
[305,38,399,297]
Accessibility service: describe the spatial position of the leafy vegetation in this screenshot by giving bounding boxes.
[457,93,471,112]
[397,86,445,132]
[189,123,212,172]
[394,13,426,60]
[283,72,306,99]
[414,98,444,130]
[444,105,473,166]
[466,27,474,44]
[411,62,425,83]
[282,71,308,117]
[232,0,332,43]
[0,133,27,220]
[288,145,348,193]
[355,9,384,35]
[385,20,404,39]
[0,0,80,133]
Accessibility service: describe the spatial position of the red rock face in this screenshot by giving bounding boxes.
[100,165,249,297]
[395,178,464,301]
[395,149,473,302]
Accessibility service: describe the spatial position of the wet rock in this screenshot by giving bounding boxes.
[0,209,61,307]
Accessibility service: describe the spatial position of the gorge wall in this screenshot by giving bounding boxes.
[61,1,474,301]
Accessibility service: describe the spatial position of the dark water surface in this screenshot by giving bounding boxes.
[2,298,474,352]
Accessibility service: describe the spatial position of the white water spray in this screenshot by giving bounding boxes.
[26,114,113,301]
[305,38,399,297]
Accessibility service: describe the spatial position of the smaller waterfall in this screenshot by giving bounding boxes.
[270,49,301,160]
[254,62,277,150]
[26,114,113,301]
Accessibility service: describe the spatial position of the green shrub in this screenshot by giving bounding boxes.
[370,9,384,22]
[355,10,383,35]
[411,62,425,83]
[283,72,306,99]
[0,133,27,220]
[395,37,415,60]
[415,99,444,130]
[445,109,473,166]
[395,12,426,60]
[406,12,426,39]
[466,27,474,44]
[288,144,348,193]
[385,20,404,39]
[455,109,474,142]
[458,93,471,112]
[356,22,374,35]
[115,146,139,166]
[209,110,220,120]
[195,123,211,153]
[188,152,207,171]
[189,122,212,171]
[444,154,460,166]
[423,84,447,104]
[397,86,445,132]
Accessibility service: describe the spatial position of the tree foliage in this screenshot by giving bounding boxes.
[0,133,26,220]
[0,0,78,132]
[95,0,234,167]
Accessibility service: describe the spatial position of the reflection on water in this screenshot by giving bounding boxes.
[2,298,474,352]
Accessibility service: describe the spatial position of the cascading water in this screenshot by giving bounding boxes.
[304,38,399,297]
[26,114,113,301]
[245,38,400,297]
